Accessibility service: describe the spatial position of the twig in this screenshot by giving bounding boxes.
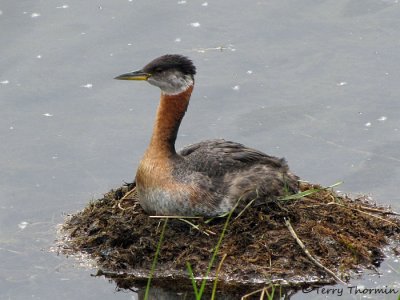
[117,202,127,211]
[117,201,139,212]
[211,253,227,300]
[151,216,216,234]
[149,215,201,219]
[241,287,265,299]
[241,285,277,300]
[327,202,400,228]
[259,288,266,300]
[284,218,345,284]
[178,218,215,236]
[354,204,400,216]
[116,188,137,211]
[120,188,136,201]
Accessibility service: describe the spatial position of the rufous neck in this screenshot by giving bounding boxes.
[148,85,193,155]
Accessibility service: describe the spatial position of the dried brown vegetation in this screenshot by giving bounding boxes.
[59,182,400,293]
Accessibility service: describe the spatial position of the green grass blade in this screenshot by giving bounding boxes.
[144,218,168,300]
[197,197,242,298]
[186,262,200,298]
[265,285,275,300]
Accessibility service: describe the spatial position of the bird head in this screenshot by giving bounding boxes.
[115,54,196,95]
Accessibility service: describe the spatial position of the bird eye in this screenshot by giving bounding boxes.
[154,68,163,73]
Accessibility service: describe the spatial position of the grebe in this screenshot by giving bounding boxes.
[115,54,299,216]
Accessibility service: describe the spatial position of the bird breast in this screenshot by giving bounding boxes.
[135,156,194,215]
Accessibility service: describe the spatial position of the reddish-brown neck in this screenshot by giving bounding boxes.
[147,85,194,156]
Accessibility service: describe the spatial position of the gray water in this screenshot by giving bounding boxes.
[1,0,399,299]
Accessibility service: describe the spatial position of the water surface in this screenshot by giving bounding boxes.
[1,0,399,299]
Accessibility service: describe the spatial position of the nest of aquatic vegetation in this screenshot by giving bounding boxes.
[59,182,400,293]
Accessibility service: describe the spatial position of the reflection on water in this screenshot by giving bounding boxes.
[1,0,400,299]
[89,271,298,300]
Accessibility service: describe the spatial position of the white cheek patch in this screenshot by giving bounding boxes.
[148,72,194,95]
[166,74,193,95]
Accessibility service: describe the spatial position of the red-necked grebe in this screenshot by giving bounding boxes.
[115,54,299,216]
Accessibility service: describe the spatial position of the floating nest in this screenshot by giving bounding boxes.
[59,182,400,296]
